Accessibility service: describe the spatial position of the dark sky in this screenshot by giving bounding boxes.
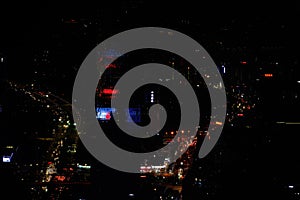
[1,1,299,79]
[1,1,299,46]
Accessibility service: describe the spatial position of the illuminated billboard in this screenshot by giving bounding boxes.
[96,107,116,120]
[96,107,141,122]
[2,156,11,163]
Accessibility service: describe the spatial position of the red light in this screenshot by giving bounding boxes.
[241,61,247,65]
[106,64,117,69]
[237,113,244,117]
[102,89,118,95]
[55,176,66,181]
[105,112,111,120]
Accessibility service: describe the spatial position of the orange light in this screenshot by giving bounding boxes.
[215,121,223,125]
[264,73,273,77]
[140,175,147,178]
[55,176,66,181]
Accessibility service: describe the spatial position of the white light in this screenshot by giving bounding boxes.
[0,57,3,62]
[151,91,154,93]
[128,194,134,197]
[288,185,294,189]
[297,81,300,84]
[2,156,11,162]
[221,65,226,74]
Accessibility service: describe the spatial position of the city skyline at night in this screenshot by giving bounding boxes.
[1,1,300,199]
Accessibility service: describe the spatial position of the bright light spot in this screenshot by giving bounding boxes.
[288,185,294,189]
[297,81,300,84]
[128,193,134,197]
[222,65,226,73]
[215,121,223,125]
[264,73,273,77]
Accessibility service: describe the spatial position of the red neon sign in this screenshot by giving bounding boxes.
[102,89,118,95]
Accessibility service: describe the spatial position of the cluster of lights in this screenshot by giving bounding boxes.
[151,91,154,103]
[227,85,257,126]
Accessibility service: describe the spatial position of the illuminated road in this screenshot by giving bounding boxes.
[7,80,89,199]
